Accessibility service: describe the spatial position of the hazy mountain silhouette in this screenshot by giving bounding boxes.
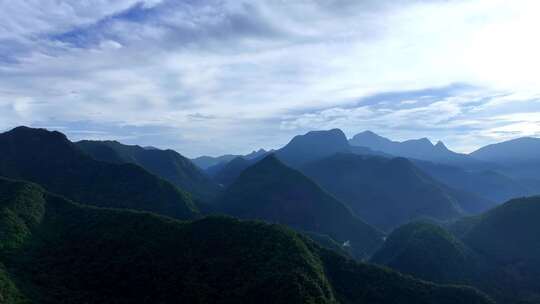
[275,129,352,167]
[191,154,238,170]
[207,129,386,187]
[471,137,540,186]
[350,130,486,168]
[471,137,540,163]
[301,153,491,231]
[211,156,254,187]
[192,149,270,170]
[415,160,533,203]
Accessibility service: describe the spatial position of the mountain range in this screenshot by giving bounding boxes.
[0,126,199,220]
[215,155,384,258]
[300,153,492,231]
[348,130,539,203]
[2,125,540,303]
[349,130,485,168]
[208,129,496,232]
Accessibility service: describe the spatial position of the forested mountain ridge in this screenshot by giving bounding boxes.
[0,177,493,304]
[216,154,385,258]
[371,196,540,304]
[0,126,199,220]
[77,140,220,201]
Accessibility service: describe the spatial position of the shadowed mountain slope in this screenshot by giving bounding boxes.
[371,221,476,284]
[216,155,385,258]
[371,196,540,303]
[0,126,198,220]
[77,140,220,201]
[301,153,490,231]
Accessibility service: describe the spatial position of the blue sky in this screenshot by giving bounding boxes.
[1,0,540,157]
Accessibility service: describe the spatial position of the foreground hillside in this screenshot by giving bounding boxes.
[0,178,492,304]
[371,222,476,285]
[371,196,540,303]
[0,126,198,220]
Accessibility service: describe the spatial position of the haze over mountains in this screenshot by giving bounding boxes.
[349,130,481,167]
[1,125,539,303]
[300,153,490,231]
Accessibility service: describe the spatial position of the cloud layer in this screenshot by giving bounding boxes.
[1,0,540,156]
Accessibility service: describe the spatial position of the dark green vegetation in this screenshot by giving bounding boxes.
[77,140,220,201]
[0,178,493,304]
[0,126,198,220]
[301,153,491,231]
[371,222,475,284]
[216,155,385,258]
[372,196,540,304]
[462,196,540,303]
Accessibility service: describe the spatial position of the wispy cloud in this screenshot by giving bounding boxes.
[1,0,540,156]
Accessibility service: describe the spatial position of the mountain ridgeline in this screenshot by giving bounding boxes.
[275,129,353,167]
[76,140,221,201]
[371,196,540,304]
[471,137,540,186]
[300,153,491,231]
[0,126,199,220]
[3,125,540,303]
[0,178,493,304]
[349,130,484,168]
[216,155,385,258]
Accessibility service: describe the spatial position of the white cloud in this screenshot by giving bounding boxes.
[1,0,540,156]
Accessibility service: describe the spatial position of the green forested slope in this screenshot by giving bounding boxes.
[0,177,492,304]
[0,126,198,220]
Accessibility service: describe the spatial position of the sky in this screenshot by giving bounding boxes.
[1,0,540,157]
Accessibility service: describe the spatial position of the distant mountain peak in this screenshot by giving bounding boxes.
[7,125,69,142]
[300,128,348,141]
[435,140,448,150]
[354,130,384,138]
[349,131,479,167]
[276,129,351,166]
[406,137,433,146]
[251,153,282,169]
